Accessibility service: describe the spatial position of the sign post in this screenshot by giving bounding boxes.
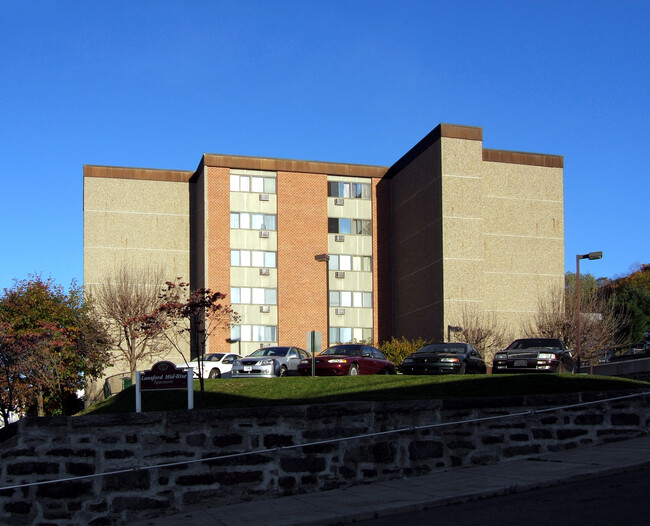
[307,331,322,377]
[136,361,194,413]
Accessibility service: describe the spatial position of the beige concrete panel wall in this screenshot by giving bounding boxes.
[84,177,189,215]
[230,267,278,288]
[327,199,373,220]
[483,196,563,241]
[230,229,278,248]
[330,307,373,328]
[483,235,564,275]
[481,160,564,338]
[83,177,190,286]
[440,137,485,336]
[328,235,373,256]
[236,305,277,327]
[83,175,191,399]
[328,271,373,292]
[230,192,277,213]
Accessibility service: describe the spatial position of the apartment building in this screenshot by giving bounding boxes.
[84,123,564,382]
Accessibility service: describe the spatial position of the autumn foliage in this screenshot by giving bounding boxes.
[0,276,110,425]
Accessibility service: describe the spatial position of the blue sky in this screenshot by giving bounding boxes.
[1,1,648,292]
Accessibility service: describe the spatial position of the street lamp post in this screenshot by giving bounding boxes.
[314,254,330,348]
[226,338,241,356]
[575,251,603,373]
[447,325,462,342]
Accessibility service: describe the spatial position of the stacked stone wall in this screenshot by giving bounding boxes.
[0,391,648,525]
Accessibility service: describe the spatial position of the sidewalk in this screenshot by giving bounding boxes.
[132,435,650,526]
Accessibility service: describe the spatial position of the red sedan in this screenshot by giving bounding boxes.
[297,344,396,376]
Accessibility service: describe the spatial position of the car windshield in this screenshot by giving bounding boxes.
[507,339,563,350]
[201,353,224,362]
[416,344,466,354]
[249,347,289,357]
[320,345,363,357]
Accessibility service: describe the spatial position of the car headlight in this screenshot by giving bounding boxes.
[440,357,460,363]
[538,353,557,360]
[494,353,506,361]
[299,359,310,364]
[258,359,275,366]
[328,359,348,364]
[233,360,242,367]
[402,357,413,364]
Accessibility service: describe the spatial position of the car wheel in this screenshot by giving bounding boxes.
[458,362,467,374]
[278,365,288,377]
[348,364,359,376]
[208,368,221,379]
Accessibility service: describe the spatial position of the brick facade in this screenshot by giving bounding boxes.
[276,171,329,346]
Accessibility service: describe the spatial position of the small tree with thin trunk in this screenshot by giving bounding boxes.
[449,305,509,364]
[153,278,240,397]
[90,266,168,381]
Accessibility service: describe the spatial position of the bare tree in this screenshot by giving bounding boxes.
[450,305,509,364]
[90,266,168,380]
[528,285,630,367]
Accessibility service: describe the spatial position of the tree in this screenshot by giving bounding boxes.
[90,266,168,381]
[0,276,111,421]
[449,305,509,364]
[154,278,239,396]
[529,275,629,367]
[0,323,32,426]
[602,264,650,349]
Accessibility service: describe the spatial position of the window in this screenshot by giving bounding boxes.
[329,327,373,344]
[231,212,277,231]
[328,181,371,200]
[328,218,371,235]
[230,288,273,304]
[231,325,278,343]
[329,255,371,272]
[231,250,277,268]
[329,291,372,308]
[230,169,276,194]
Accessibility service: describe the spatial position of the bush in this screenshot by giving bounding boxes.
[379,337,433,367]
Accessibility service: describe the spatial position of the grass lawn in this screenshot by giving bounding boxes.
[79,374,650,416]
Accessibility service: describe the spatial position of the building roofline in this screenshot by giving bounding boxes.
[201,153,388,178]
[482,148,564,168]
[83,165,194,183]
[384,123,563,177]
[384,123,483,179]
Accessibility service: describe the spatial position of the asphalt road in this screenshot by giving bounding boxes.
[356,466,650,526]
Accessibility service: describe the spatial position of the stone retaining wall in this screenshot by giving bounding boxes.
[1,390,649,525]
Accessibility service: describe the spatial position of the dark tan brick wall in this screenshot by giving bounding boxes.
[276,171,329,348]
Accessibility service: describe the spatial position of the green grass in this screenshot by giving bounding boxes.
[79,374,650,416]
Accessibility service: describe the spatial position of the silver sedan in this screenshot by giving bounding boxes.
[232,346,310,378]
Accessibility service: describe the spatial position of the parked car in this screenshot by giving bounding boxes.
[231,346,310,378]
[492,338,576,374]
[178,353,242,379]
[400,342,487,375]
[297,344,396,376]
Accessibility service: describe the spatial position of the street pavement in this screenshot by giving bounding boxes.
[131,435,650,526]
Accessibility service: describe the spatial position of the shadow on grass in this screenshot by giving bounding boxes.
[79,374,650,416]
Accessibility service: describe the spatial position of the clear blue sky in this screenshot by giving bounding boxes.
[1,1,648,292]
